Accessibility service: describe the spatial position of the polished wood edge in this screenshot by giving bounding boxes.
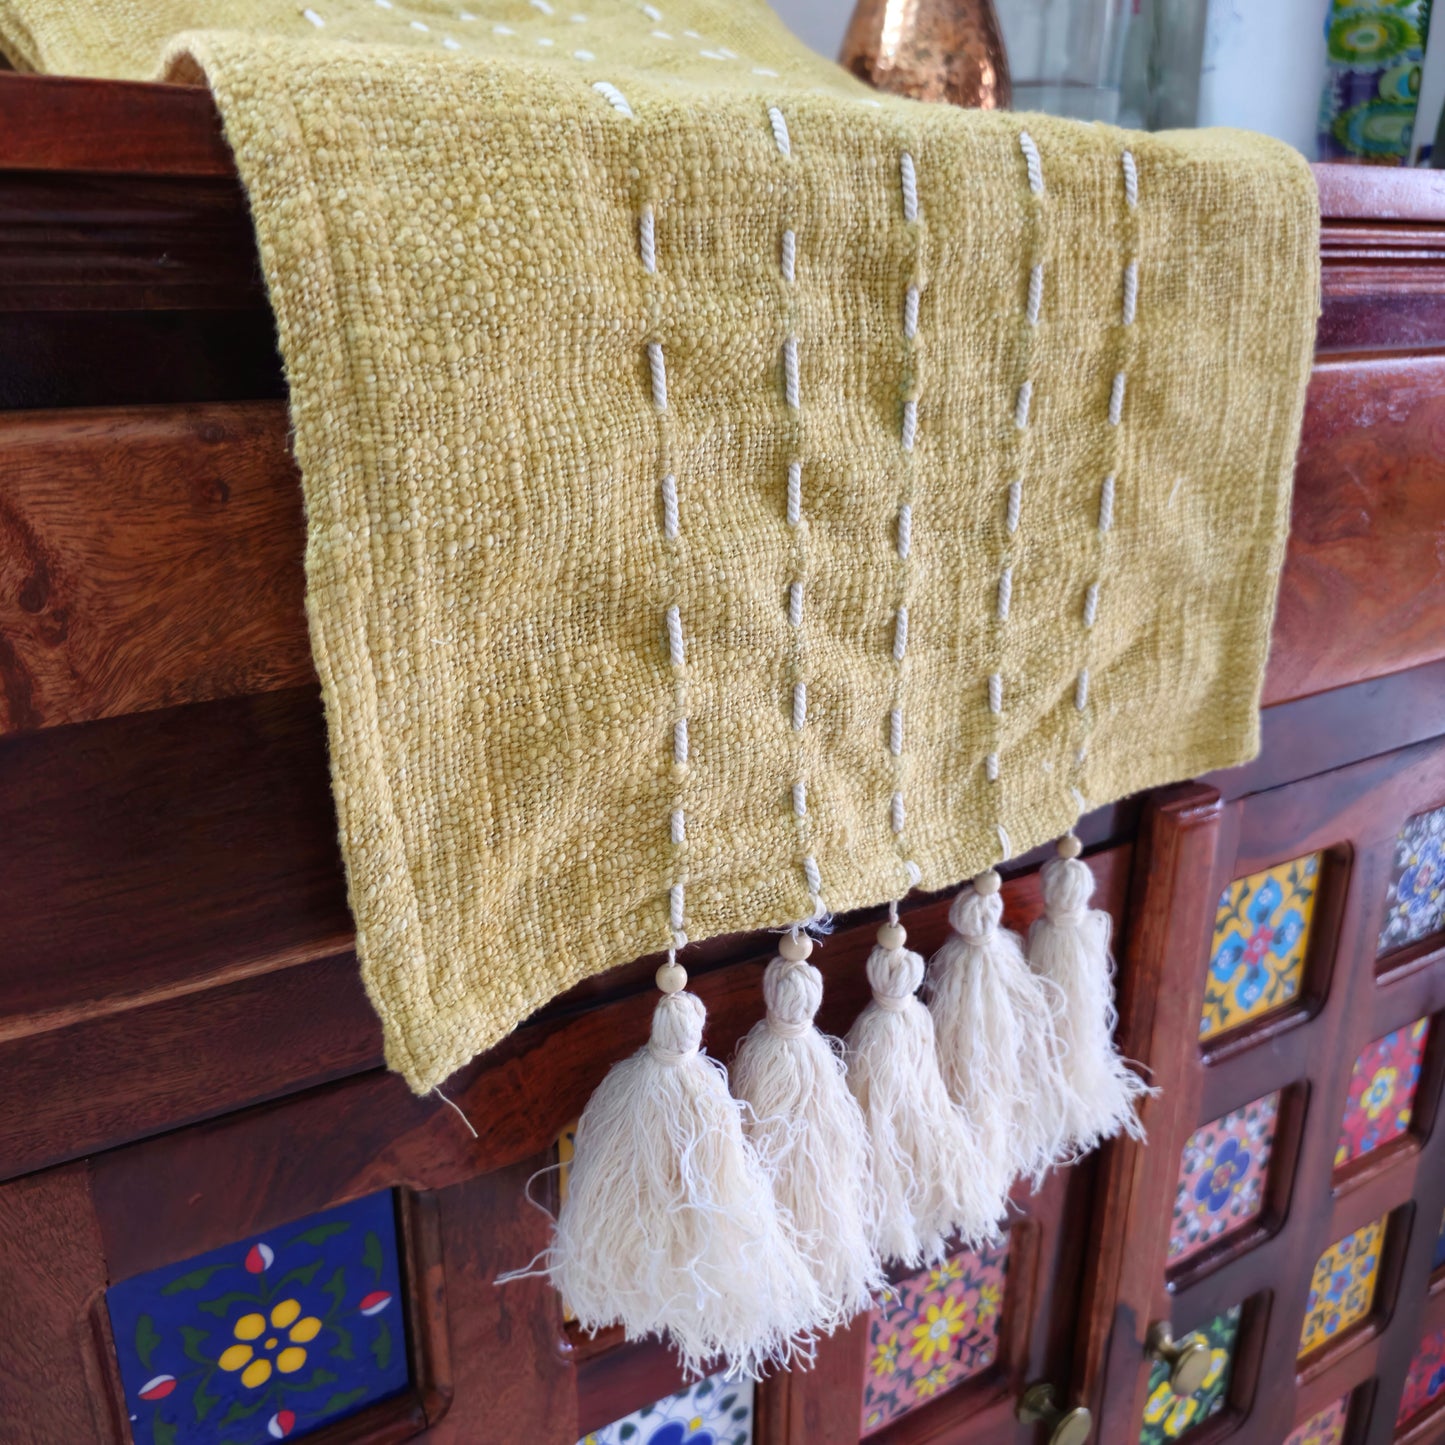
[1315,163,1445,225]
[0,72,233,177]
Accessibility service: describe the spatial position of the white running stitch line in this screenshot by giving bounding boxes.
[640,205,656,274]
[1122,259,1138,326]
[781,229,796,284]
[1075,667,1090,711]
[789,580,804,627]
[1027,263,1044,327]
[671,808,685,843]
[1015,379,1033,430]
[1122,149,1139,209]
[768,105,792,158]
[661,473,678,540]
[1099,474,1115,532]
[1108,370,1126,426]
[897,503,912,559]
[889,708,903,756]
[792,681,807,731]
[900,153,918,223]
[648,342,668,410]
[803,855,822,896]
[997,565,1013,621]
[592,80,634,117]
[787,461,802,526]
[673,717,688,764]
[891,791,905,835]
[666,603,684,668]
[893,606,908,661]
[901,398,917,452]
[302,8,325,26]
[784,337,800,410]
[1083,581,1099,627]
[903,286,919,341]
[1019,131,1044,196]
[988,671,1002,714]
[793,781,806,816]
[1006,479,1022,534]
[997,822,1012,859]
[985,751,1000,782]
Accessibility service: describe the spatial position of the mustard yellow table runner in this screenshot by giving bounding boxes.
[0,0,1319,1092]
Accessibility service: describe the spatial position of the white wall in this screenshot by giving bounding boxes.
[767,0,849,61]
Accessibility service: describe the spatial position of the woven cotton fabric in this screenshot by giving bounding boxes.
[1,0,1320,1092]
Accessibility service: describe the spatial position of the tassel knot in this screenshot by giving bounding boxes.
[866,938,924,1002]
[647,989,705,1062]
[762,955,824,1030]
[946,886,1003,944]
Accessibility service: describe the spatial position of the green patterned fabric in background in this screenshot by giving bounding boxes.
[1319,0,1434,160]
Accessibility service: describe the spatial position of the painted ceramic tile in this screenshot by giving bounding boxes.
[1202,854,1320,1042]
[107,1190,409,1445]
[1298,1215,1387,1359]
[1138,1306,1240,1444]
[1334,1018,1429,1168]
[1396,1325,1445,1427]
[1379,802,1445,955]
[1433,1208,1445,1272]
[580,1373,753,1445]
[1169,1091,1280,1266]
[860,1236,1009,1435]
[1283,1393,1350,1445]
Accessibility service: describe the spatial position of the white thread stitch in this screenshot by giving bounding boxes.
[787,461,802,526]
[1027,263,1044,327]
[1099,474,1115,532]
[1018,131,1044,196]
[592,81,634,118]
[375,0,392,7]
[893,606,909,662]
[903,286,919,341]
[1071,785,1087,812]
[768,106,792,159]
[891,791,905,835]
[410,18,429,29]
[901,398,917,452]
[792,781,806,816]
[661,473,678,540]
[783,337,800,410]
[531,0,554,11]
[997,565,1013,621]
[642,1,662,16]
[1108,370,1126,426]
[789,581,804,627]
[889,708,903,756]
[781,229,796,283]
[1122,149,1139,209]
[1015,380,1033,429]
[1075,668,1090,711]
[897,503,912,560]
[1083,581,1099,627]
[803,855,822,897]
[1122,260,1138,326]
[444,36,462,49]
[666,605,684,668]
[905,860,922,888]
[792,682,807,732]
[648,341,668,410]
[671,809,685,843]
[652,29,671,38]
[670,883,685,932]
[673,717,688,764]
[753,66,779,76]
[900,153,918,223]
[988,672,1002,715]
[536,35,555,45]
[1006,479,1022,533]
[985,751,1000,782]
[302,7,325,25]
[493,23,514,33]
[639,205,656,274]
[997,822,1012,859]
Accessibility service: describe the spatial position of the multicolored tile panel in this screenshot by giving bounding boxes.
[1396,1325,1445,1428]
[106,1190,409,1445]
[860,1237,1008,1435]
[1334,1018,1429,1169]
[1299,1215,1387,1359]
[1283,1393,1350,1445]
[1169,1091,1280,1267]
[1138,1306,1240,1444]
[1379,802,1445,956]
[1202,854,1320,1043]
[580,1373,753,1445]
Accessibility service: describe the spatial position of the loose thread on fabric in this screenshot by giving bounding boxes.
[433,1085,479,1139]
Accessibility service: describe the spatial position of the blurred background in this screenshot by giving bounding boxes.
[768,0,1443,165]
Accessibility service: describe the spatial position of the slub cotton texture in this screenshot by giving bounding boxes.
[0,0,1320,1091]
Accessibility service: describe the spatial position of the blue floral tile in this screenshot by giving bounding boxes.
[1202,855,1320,1042]
[1379,803,1445,955]
[1169,1092,1279,1266]
[579,1373,752,1445]
[107,1191,409,1445]
[1299,1215,1386,1359]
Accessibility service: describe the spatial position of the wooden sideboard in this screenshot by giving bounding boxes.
[3,72,1445,1445]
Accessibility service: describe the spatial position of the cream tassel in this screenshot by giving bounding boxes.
[1028,835,1150,1154]
[732,930,885,1330]
[546,959,822,1378]
[926,869,1073,1187]
[846,916,1005,1267]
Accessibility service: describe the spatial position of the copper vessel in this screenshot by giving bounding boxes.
[840,0,1011,109]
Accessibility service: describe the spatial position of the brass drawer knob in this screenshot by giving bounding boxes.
[1017,1382,1093,1444]
[1147,1322,1213,1396]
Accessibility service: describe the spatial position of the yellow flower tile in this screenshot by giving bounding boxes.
[1299,1216,1386,1359]
[1202,854,1320,1043]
